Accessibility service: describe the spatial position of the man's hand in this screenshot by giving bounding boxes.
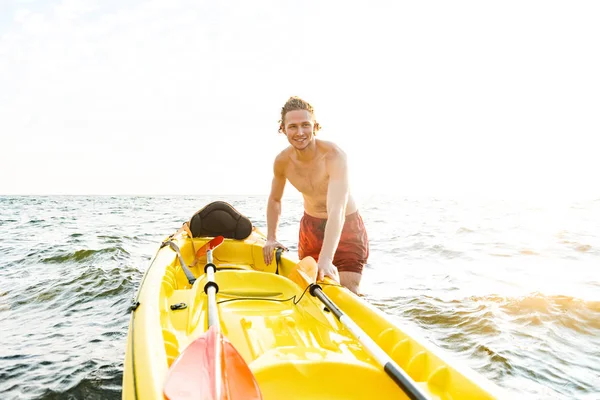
[317,257,340,283]
[263,239,287,265]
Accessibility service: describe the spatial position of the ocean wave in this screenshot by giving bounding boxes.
[0,263,137,400]
[389,242,465,259]
[370,291,600,396]
[41,247,130,264]
[470,293,600,331]
[3,358,124,400]
[39,375,122,400]
[7,264,141,312]
[97,235,123,243]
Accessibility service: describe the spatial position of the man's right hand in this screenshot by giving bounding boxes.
[263,239,287,266]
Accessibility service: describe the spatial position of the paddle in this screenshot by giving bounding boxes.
[294,257,430,400]
[164,236,262,400]
[190,236,224,267]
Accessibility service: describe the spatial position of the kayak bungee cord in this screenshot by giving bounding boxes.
[216,282,342,306]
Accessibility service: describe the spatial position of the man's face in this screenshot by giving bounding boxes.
[283,110,316,150]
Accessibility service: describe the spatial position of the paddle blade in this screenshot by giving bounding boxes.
[286,256,318,287]
[221,334,263,400]
[164,326,262,400]
[195,236,225,259]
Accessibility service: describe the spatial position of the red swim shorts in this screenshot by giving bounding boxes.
[298,211,370,274]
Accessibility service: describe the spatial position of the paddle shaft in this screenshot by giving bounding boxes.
[206,249,219,328]
[309,285,430,400]
[164,235,263,400]
[205,248,221,399]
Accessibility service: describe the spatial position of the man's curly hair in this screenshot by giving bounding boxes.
[278,96,321,134]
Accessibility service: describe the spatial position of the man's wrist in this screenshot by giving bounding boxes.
[318,254,334,263]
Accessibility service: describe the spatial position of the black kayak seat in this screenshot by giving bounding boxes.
[188,201,253,240]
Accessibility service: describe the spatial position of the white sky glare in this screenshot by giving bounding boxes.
[1,0,599,200]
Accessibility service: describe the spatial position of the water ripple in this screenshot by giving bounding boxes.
[41,247,130,264]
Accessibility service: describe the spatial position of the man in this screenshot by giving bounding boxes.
[262,96,369,295]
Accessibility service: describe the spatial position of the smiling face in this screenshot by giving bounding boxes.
[282,110,318,151]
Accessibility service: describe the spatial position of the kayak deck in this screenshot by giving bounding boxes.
[176,269,406,399]
[123,234,503,400]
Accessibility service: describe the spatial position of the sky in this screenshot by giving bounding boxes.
[1,0,599,200]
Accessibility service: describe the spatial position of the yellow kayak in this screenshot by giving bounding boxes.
[122,202,504,400]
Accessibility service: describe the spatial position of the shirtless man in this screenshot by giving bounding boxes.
[262,96,369,295]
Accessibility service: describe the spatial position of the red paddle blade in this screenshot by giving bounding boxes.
[164,326,262,400]
[195,236,225,259]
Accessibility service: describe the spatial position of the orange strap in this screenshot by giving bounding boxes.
[182,222,196,254]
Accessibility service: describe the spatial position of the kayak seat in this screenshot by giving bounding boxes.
[188,201,253,240]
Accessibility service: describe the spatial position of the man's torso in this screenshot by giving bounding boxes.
[281,140,357,219]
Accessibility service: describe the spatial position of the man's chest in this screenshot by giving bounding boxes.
[286,160,329,195]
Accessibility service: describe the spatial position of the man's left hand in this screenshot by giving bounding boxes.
[317,257,340,283]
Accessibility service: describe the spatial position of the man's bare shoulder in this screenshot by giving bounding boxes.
[273,146,292,174]
[317,140,347,162]
[274,146,293,163]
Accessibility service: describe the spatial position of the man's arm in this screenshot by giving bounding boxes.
[267,156,286,240]
[319,149,349,268]
[264,156,287,265]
